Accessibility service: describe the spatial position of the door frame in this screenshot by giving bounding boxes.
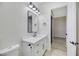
[51,6,67,44]
[51,10,53,44]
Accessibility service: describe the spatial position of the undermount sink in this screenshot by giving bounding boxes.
[22,34,47,44]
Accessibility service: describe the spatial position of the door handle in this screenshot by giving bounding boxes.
[70,41,79,45]
[65,33,67,36]
[75,42,79,45]
[70,41,75,45]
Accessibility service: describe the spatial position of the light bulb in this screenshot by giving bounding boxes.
[38,12,40,14]
[29,4,33,8]
[33,7,36,10]
[35,10,38,13]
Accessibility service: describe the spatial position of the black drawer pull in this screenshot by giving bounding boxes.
[70,41,79,45]
[28,44,31,46]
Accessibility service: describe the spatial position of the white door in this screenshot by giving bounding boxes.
[67,2,77,56]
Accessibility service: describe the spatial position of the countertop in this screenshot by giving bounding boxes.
[22,34,47,44]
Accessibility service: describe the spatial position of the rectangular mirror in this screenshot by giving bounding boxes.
[27,11,38,33]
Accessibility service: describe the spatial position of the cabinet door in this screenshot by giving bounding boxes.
[43,37,48,51]
[32,39,46,56]
[32,43,41,56]
[22,42,32,56]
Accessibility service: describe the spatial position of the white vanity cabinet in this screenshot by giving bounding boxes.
[22,42,33,56]
[22,35,47,56]
[32,38,46,56]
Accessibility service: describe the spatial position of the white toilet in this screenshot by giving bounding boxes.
[0,44,19,56]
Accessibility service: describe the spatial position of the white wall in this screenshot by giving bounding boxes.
[38,15,48,34]
[54,17,66,38]
[0,2,39,50]
[52,7,67,38]
[53,7,67,17]
[33,2,39,8]
[38,2,68,50]
[0,2,28,50]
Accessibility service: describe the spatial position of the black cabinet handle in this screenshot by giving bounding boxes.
[28,44,31,46]
[28,44,32,48]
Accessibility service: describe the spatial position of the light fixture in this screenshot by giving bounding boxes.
[28,2,40,15]
[32,5,36,10]
[35,10,38,13]
[38,10,40,14]
[29,4,33,8]
[33,7,36,10]
[38,12,40,14]
[28,2,33,8]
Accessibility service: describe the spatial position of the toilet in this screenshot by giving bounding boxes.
[0,44,19,56]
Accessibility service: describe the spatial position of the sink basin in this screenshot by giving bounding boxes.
[23,34,47,44]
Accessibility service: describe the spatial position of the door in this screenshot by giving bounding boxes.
[77,2,79,56]
[67,2,77,56]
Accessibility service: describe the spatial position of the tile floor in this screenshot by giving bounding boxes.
[44,37,67,56]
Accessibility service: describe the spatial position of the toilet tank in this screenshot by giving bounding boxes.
[0,44,20,56]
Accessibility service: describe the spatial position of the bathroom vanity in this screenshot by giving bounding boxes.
[20,3,48,56]
[21,34,47,56]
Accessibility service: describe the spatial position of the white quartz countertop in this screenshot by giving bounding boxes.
[22,34,47,44]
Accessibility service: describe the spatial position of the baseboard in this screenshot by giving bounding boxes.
[54,37,66,39]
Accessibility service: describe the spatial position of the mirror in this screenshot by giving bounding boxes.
[27,11,38,33]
